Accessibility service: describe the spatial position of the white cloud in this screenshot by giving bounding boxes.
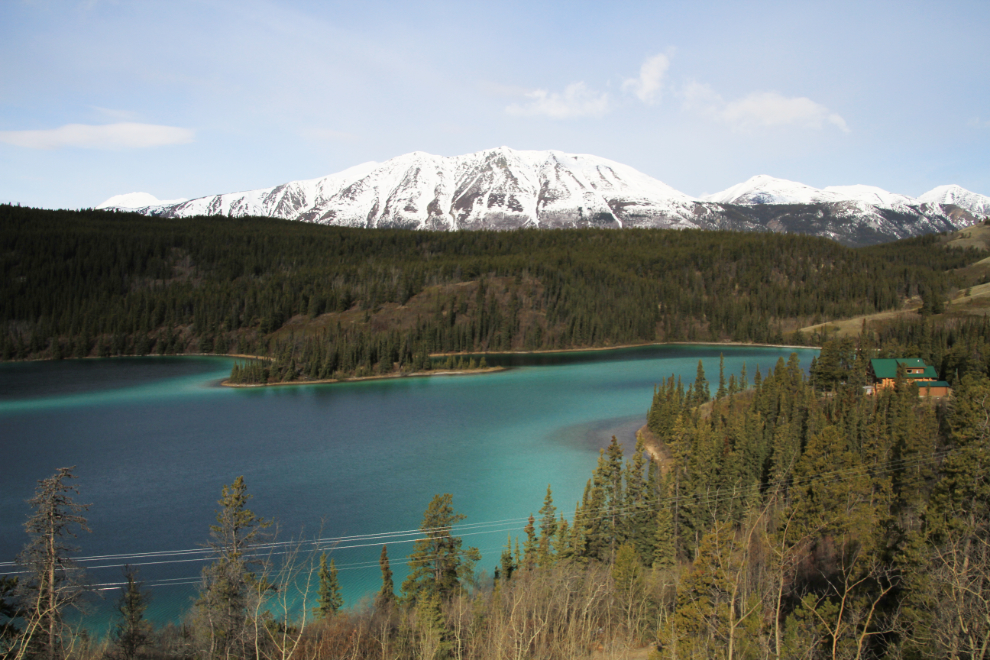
[723,92,849,132]
[622,54,670,104]
[505,82,610,119]
[679,82,848,133]
[0,123,194,149]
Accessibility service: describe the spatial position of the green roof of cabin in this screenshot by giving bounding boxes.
[870,358,938,380]
[918,381,950,389]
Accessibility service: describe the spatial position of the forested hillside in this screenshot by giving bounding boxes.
[0,205,979,384]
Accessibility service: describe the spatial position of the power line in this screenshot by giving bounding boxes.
[2,445,956,595]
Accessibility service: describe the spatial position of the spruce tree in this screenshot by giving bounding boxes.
[693,360,709,404]
[582,461,607,561]
[522,515,537,570]
[401,494,479,605]
[653,478,676,570]
[537,486,557,568]
[107,566,151,660]
[195,476,271,660]
[554,515,572,561]
[601,436,625,562]
[374,546,394,609]
[716,353,727,399]
[497,536,516,582]
[15,467,90,660]
[315,554,343,617]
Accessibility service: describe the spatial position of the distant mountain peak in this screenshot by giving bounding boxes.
[97,148,988,246]
[703,175,824,205]
[918,185,990,215]
[98,147,701,231]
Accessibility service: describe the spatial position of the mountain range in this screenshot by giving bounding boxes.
[97,147,990,246]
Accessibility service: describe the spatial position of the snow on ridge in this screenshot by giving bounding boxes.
[918,185,990,216]
[822,185,914,210]
[96,192,187,209]
[705,176,988,213]
[703,174,829,205]
[95,149,987,242]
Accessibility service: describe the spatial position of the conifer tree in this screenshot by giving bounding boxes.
[716,353,727,399]
[597,437,626,562]
[786,426,873,545]
[315,554,342,617]
[15,467,90,660]
[623,438,654,564]
[693,360,709,404]
[554,514,572,561]
[374,546,394,609]
[401,494,479,605]
[653,501,676,570]
[195,476,271,660]
[537,486,557,568]
[107,566,151,660]
[522,515,537,570]
[933,372,990,532]
[497,536,516,582]
[569,502,586,562]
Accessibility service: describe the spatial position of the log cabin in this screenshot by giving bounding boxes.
[869,358,951,397]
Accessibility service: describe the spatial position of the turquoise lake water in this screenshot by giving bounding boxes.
[0,345,817,627]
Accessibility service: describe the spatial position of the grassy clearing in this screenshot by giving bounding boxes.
[940,221,990,251]
[798,226,990,338]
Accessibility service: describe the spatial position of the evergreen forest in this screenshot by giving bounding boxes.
[0,204,979,383]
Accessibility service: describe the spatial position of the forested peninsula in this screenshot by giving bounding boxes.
[0,204,980,384]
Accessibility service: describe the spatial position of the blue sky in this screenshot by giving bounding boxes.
[2,0,988,208]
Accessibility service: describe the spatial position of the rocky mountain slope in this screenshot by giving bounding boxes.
[98,148,989,246]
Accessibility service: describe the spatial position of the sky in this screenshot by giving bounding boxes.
[1,0,988,209]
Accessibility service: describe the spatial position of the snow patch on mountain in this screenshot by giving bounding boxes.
[821,185,915,210]
[703,174,828,205]
[918,185,990,216]
[96,192,187,209]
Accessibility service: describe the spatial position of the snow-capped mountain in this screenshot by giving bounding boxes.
[704,175,829,206]
[704,175,990,217]
[98,149,988,246]
[917,185,990,216]
[698,175,988,244]
[102,148,700,231]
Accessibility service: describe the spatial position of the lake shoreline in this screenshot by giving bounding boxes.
[221,366,507,388]
[432,340,819,357]
[222,340,819,388]
[0,341,818,389]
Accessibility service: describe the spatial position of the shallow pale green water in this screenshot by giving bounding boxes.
[0,345,816,626]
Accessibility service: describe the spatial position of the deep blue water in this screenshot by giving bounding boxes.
[0,345,816,629]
